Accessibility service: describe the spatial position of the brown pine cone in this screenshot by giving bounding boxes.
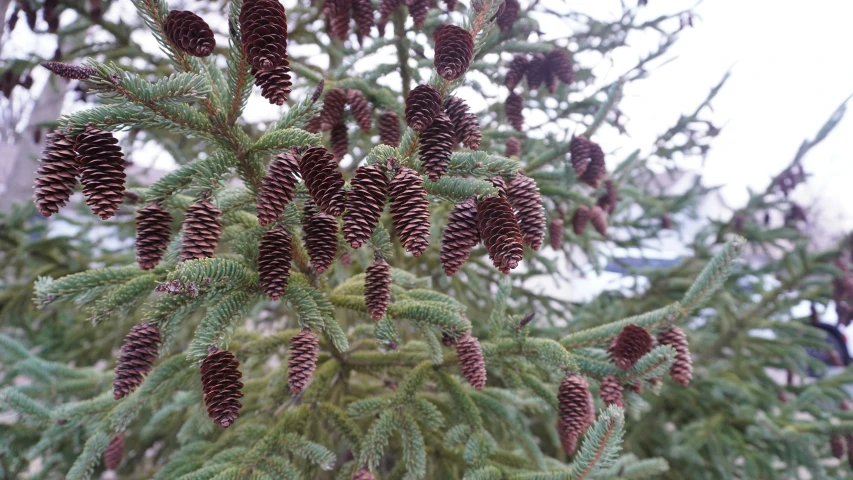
[41,61,96,80]
[442,0,457,11]
[507,173,545,250]
[477,196,524,274]
[330,122,349,161]
[487,175,508,197]
[527,53,546,90]
[549,215,564,251]
[365,255,391,320]
[304,115,323,133]
[456,333,486,390]
[505,54,528,90]
[505,91,524,131]
[347,89,373,132]
[581,142,606,188]
[599,375,624,408]
[75,126,126,220]
[389,166,431,256]
[657,326,693,387]
[103,433,124,470]
[569,135,592,177]
[240,0,288,71]
[344,164,389,249]
[846,436,853,470]
[257,148,300,226]
[609,325,654,370]
[405,84,442,131]
[661,214,673,230]
[407,0,429,29]
[440,197,480,276]
[165,10,215,57]
[135,203,172,270]
[379,109,402,146]
[597,178,617,214]
[377,0,402,35]
[558,423,579,456]
[302,202,339,273]
[325,0,351,40]
[496,0,519,32]
[434,24,474,81]
[505,136,520,157]
[572,205,589,235]
[113,323,161,400]
[419,113,454,181]
[352,467,376,480]
[557,373,594,438]
[33,130,78,217]
[589,205,607,237]
[352,0,374,45]
[288,327,319,395]
[830,435,845,459]
[200,346,244,428]
[252,64,292,105]
[180,197,222,261]
[258,225,293,300]
[319,88,348,131]
[547,49,574,85]
[444,96,481,150]
[299,146,346,216]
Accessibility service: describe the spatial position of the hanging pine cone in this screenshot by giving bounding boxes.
[569,135,592,177]
[441,197,480,276]
[33,130,78,217]
[505,91,524,131]
[589,205,607,237]
[581,142,606,187]
[405,84,442,131]
[135,203,172,270]
[572,205,590,235]
[347,89,372,132]
[505,55,528,90]
[41,61,96,80]
[419,113,454,181]
[344,164,389,249]
[319,88,348,131]
[257,148,300,226]
[558,424,579,456]
[365,255,391,320]
[379,109,401,146]
[830,436,845,459]
[434,24,474,81]
[113,323,161,400]
[288,327,319,395]
[444,96,481,150]
[557,373,595,440]
[407,0,428,29]
[302,202,339,273]
[661,214,673,230]
[377,0,402,35]
[507,173,545,250]
[304,115,323,133]
[549,216,564,251]
[597,178,617,214]
[299,146,346,216]
[165,10,216,57]
[609,325,654,370]
[75,126,126,220]
[547,49,574,85]
[352,0,374,45]
[253,64,292,105]
[353,467,376,480]
[180,197,223,261]
[477,196,524,274]
[325,0,351,40]
[487,175,508,197]
[505,136,520,157]
[456,333,486,390]
[389,166,431,256]
[599,375,624,408]
[258,225,293,300]
[496,0,519,32]
[200,346,244,428]
[527,53,546,90]
[330,122,349,161]
[103,433,124,470]
[240,0,288,71]
[657,326,693,387]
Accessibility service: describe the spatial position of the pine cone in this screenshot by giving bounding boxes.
[407,0,428,29]
[304,115,323,133]
[347,89,372,132]
[353,467,376,480]
[609,325,654,370]
[253,64,292,105]
[419,113,454,181]
[444,96,481,150]
[258,225,293,300]
[558,424,579,456]
[657,326,693,387]
[299,146,346,216]
[441,197,480,276]
[487,175,508,197]
[200,346,244,428]
[442,0,456,12]
[477,196,524,274]
[589,205,607,237]
[572,205,589,235]
[288,327,319,395]
[389,166,431,256]
[505,91,524,131]
[846,436,853,470]
[496,0,519,32]
[830,435,845,459]
[75,126,126,220]
[365,255,391,320]
[549,216,564,251]
[456,333,486,389]
[113,323,161,400]
[569,135,592,177]
[344,164,389,249]
[33,130,78,217]
[165,10,215,57]
[330,122,349,161]
[41,61,96,80]
[597,178,617,214]
[319,88,348,131]
[240,0,288,71]
[257,148,300,226]
[507,173,545,250]
[547,49,574,85]
[505,136,520,157]
[505,55,528,91]
[434,24,474,81]
[377,0,402,35]
[661,214,673,230]
[302,202,339,273]
[103,433,124,470]
[352,0,374,45]
[581,142,606,188]
[180,197,222,261]
[527,53,546,90]
[379,109,402,147]
[405,84,442,131]
[325,0,351,40]
[557,373,594,438]
[135,203,172,270]
[599,375,623,408]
